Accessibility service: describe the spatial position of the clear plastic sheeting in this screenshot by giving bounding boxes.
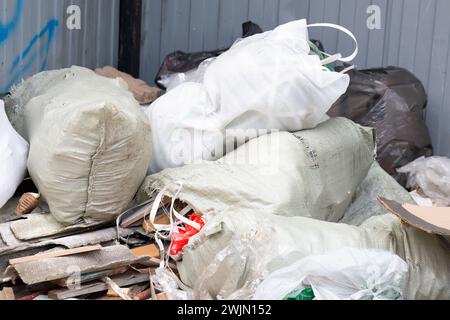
[157,58,215,92]
[253,248,408,300]
[192,228,277,300]
[151,267,193,300]
[398,156,450,206]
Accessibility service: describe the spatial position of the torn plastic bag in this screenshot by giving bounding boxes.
[328,67,432,184]
[146,19,357,173]
[138,117,375,223]
[0,100,28,208]
[155,21,263,90]
[397,156,450,206]
[4,66,151,225]
[253,248,408,300]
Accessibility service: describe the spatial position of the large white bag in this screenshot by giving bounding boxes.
[146,19,357,173]
[0,100,28,208]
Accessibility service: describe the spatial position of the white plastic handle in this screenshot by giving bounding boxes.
[307,23,359,63]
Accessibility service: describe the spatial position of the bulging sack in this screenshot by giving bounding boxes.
[146,19,356,173]
[139,117,375,223]
[0,100,28,208]
[177,166,450,300]
[5,66,152,225]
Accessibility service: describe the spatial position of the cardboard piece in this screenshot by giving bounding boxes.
[131,244,160,259]
[378,197,450,236]
[142,215,171,234]
[95,66,162,105]
[0,287,15,300]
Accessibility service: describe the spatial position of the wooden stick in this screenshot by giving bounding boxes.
[133,288,152,300]
[9,245,102,265]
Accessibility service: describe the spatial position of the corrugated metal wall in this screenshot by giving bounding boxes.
[0,0,119,92]
[140,0,450,156]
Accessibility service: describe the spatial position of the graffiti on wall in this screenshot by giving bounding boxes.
[0,0,59,91]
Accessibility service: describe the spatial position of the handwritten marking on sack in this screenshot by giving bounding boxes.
[292,134,320,169]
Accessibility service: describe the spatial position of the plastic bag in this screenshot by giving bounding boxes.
[192,227,280,300]
[397,156,450,206]
[158,57,215,92]
[328,67,432,185]
[253,248,408,300]
[0,100,29,208]
[146,19,356,173]
[169,213,205,257]
[155,21,263,90]
[151,267,193,300]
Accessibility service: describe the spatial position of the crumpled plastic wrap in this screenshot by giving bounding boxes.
[192,227,283,300]
[253,248,408,300]
[151,266,193,300]
[397,156,450,206]
[157,58,215,92]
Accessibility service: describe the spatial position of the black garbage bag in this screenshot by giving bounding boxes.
[155,21,263,89]
[328,67,433,185]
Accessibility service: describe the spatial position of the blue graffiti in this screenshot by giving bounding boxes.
[0,0,23,45]
[5,19,59,91]
[1,0,59,91]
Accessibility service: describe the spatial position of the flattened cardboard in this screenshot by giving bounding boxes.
[378,197,450,236]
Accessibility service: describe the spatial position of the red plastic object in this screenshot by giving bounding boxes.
[169,213,205,256]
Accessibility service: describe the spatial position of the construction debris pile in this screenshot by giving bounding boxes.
[0,19,448,301]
